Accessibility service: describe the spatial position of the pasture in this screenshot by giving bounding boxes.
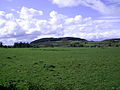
[0,47,120,90]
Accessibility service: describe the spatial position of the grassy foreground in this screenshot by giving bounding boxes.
[0,47,120,90]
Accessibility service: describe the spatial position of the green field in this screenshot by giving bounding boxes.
[0,47,120,90]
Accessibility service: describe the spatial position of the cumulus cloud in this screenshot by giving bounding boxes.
[19,7,43,19]
[51,0,120,16]
[0,7,120,45]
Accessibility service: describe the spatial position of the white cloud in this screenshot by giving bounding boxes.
[51,0,82,7]
[5,13,14,20]
[51,0,120,16]
[49,11,67,24]
[107,0,120,4]
[0,7,120,45]
[20,7,43,19]
[6,0,13,2]
[65,15,83,25]
[0,11,6,19]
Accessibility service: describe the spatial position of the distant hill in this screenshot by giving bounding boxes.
[103,38,120,41]
[30,37,120,47]
[30,37,87,44]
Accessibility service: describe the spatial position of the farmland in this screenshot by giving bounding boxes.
[0,47,120,90]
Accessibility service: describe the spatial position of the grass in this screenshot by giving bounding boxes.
[0,47,120,90]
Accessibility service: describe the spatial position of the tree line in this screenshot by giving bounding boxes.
[0,40,120,48]
[0,42,31,48]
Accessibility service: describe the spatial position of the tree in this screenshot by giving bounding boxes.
[13,42,31,48]
[0,42,3,47]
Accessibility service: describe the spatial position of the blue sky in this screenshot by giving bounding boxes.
[0,0,120,45]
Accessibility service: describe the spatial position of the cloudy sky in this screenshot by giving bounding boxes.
[0,0,120,45]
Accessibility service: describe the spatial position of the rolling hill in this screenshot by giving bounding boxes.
[30,37,87,44]
[30,37,87,47]
[30,37,120,47]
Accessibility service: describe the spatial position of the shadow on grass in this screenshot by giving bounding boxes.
[0,84,17,90]
[0,80,74,90]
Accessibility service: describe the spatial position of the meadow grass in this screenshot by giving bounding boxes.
[0,47,120,90]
